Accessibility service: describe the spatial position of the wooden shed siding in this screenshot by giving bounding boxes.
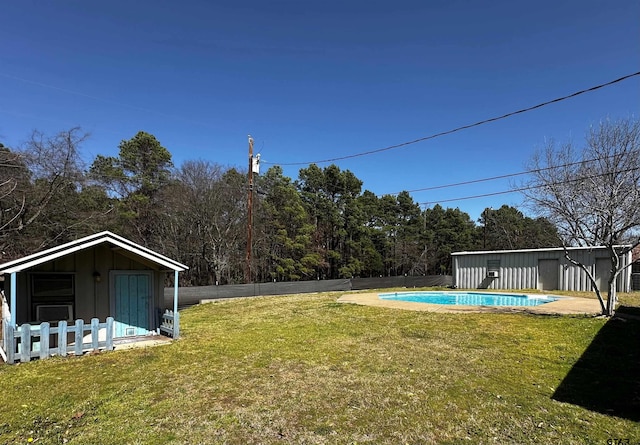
[453,248,631,292]
[12,245,166,325]
[14,274,29,323]
[94,245,111,321]
[75,248,94,320]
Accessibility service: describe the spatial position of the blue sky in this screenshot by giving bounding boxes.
[1,0,638,221]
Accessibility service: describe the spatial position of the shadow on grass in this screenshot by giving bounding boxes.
[615,305,640,317]
[552,307,640,421]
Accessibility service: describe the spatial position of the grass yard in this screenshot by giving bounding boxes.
[1,292,639,444]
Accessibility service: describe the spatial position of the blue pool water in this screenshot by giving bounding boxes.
[379,291,559,307]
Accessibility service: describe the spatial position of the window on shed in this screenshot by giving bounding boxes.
[30,273,75,322]
[32,273,74,297]
[487,260,500,271]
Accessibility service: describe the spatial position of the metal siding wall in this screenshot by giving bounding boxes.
[581,250,592,291]
[519,253,528,289]
[564,258,572,291]
[616,251,629,292]
[452,256,459,288]
[558,251,568,291]
[622,252,631,292]
[456,253,478,289]
[572,250,591,292]
[504,253,513,290]
[462,258,468,288]
[489,255,497,289]
[489,254,500,289]
[472,256,480,289]
[527,253,537,289]
[453,247,632,292]
[497,252,535,290]
[523,252,531,289]
[502,253,510,290]
[478,258,485,288]
[526,252,538,290]
[578,250,589,291]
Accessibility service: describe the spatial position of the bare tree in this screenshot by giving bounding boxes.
[0,128,110,259]
[0,144,29,259]
[21,129,89,247]
[157,161,247,286]
[522,117,640,315]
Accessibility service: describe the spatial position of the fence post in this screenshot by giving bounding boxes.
[2,321,7,358]
[58,321,67,357]
[4,318,115,363]
[20,324,31,363]
[74,319,83,356]
[105,317,114,351]
[6,323,15,364]
[91,318,99,351]
[40,322,50,360]
[173,311,180,339]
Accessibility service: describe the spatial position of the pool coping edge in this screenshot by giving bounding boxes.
[337,292,601,315]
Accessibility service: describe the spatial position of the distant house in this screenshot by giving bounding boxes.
[452,246,632,292]
[0,231,188,339]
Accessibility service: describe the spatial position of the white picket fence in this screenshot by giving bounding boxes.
[2,317,114,364]
[159,310,180,339]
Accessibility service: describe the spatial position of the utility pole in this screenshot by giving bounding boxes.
[245,135,254,283]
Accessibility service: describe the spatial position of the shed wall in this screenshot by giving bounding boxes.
[453,248,631,292]
[13,245,166,325]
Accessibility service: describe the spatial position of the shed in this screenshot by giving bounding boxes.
[452,246,632,292]
[0,231,188,339]
[632,246,640,291]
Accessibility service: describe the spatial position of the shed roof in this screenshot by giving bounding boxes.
[451,245,631,256]
[0,231,189,274]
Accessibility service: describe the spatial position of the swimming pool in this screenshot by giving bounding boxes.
[378,291,559,307]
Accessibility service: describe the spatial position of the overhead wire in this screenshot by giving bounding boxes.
[264,71,640,166]
[419,166,640,206]
[287,148,640,198]
[390,149,640,195]
[3,70,639,202]
[5,142,638,201]
[54,151,640,199]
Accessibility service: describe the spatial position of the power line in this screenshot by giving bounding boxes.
[6,136,639,205]
[390,149,640,195]
[265,71,640,166]
[393,171,529,195]
[419,166,640,206]
[291,148,640,198]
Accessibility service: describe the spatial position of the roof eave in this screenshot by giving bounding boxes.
[0,231,188,274]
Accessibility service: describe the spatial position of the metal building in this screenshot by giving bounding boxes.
[452,246,632,292]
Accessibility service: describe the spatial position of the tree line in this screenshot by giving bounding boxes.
[0,128,561,286]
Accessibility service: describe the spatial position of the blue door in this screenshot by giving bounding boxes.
[114,273,152,337]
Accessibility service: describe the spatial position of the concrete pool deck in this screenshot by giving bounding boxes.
[337,291,602,315]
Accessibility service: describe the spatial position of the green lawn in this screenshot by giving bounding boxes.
[1,292,639,444]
